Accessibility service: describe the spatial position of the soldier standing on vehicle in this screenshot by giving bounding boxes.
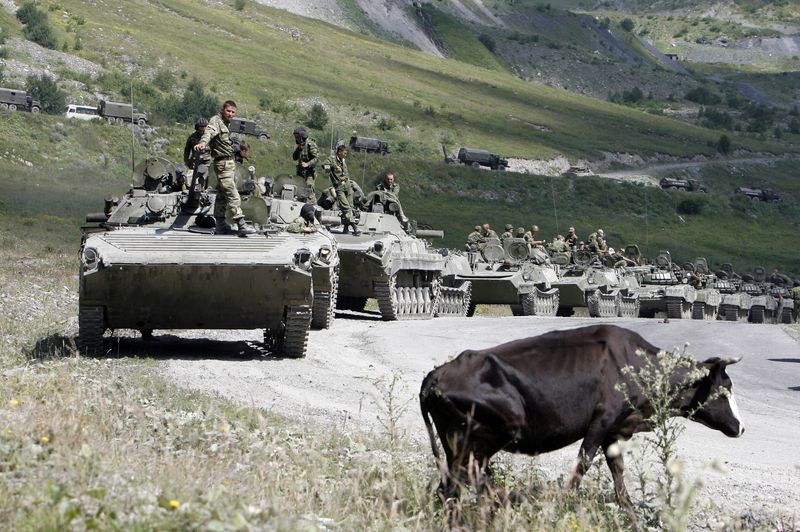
[292,126,319,203]
[183,118,210,170]
[324,142,361,235]
[194,100,256,237]
[500,224,514,240]
[565,226,579,249]
[286,203,320,234]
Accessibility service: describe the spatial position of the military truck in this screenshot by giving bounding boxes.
[230,117,269,141]
[98,100,148,126]
[660,177,707,193]
[452,237,560,317]
[457,147,508,171]
[0,88,41,113]
[349,135,389,155]
[734,186,779,203]
[79,158,335,359]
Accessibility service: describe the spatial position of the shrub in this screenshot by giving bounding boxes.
[716,134,731,154]
[620,18,635,32]
[676,198,705,215]
[234,0,246,11]
[622,86,644,103]
[789,118,800,135]
[73,36,82,51]
[478,33,496,53]
[378,117,396,131]
[684,86,720,105]
[17,1,57,49]
[257,91,271,110]
[700,107,733,130]
[25,73,66,114]
[306,103,329,130]
[153,69,175,92]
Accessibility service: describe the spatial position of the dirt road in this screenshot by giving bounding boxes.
[159,314,800,519]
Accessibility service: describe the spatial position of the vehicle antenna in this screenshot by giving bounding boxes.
[550,176,560,235]
[130,80,135,179]
[644,186,650,256]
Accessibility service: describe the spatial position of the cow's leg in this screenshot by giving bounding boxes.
[568,411,614,489]
[603,440,638,529]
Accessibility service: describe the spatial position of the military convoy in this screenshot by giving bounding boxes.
[79,158,339,359]
[444,147,508,171]
[0,88,41,113]
[98,100,148,126]
[349,136,390,155]
[734,186,780,203]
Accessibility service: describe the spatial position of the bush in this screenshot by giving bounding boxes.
[716,134,731,154]
[685,86,720,105]
[17,2,57,49]
[257,91,271,110]
[620,18,635,32]
[234,0,246,10]
[152,70,175,92]
[478,33,496,53]
[25,73,66,114]
[305,103,329,130]
[789,118,800,135]
[676,198,705,215]
[699,107,733,130]
[378,117,396,131]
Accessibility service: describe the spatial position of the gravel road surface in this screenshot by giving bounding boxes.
[155,314,800,520]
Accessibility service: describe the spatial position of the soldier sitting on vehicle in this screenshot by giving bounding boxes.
[376,173,400,196]
[524,225,545,249]
[286,203,320,234]
[367,173,407,224]
[500,224,514,240]
[595,228,609,254]
[481,223,498,240]
[465,225,483,251]
[550,234,570,253]
[565,226,579,249]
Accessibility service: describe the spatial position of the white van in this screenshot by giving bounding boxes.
[65,104,101,121]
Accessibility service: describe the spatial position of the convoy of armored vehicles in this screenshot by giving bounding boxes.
[659,177,707,193]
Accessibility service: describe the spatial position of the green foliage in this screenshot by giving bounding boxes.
[507,31,538,44]
[676,197,706,215]
[73,35,82,51]
[699,107,733,130]
[17,1,57,49]
[377,117,395,131]
[620,18,635,32]
[233,0,246,11]
[716,134,731,154]
[0,47,8,59]
[0,27,6,45]
[305,103,329,130]
[153,70,176,92]
[742,102,776,133]
[685,86,721,105]
[478,32,496,53]
[257,91,271,110]
[154,77,219,124]
[789,117,800,134]
[25,74,66,114]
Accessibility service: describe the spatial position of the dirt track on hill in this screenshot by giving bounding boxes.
[155,315,800,523]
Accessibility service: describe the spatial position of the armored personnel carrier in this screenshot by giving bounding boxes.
[549,249,638,318]
[714,264,751,321]
[623,250,696,319]
[688,258,721,320]
[743,268,777,323]
[79,158,336,359]
[451,237,559,316]
[321,190,460,320]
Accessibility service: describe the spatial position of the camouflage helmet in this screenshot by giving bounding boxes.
[293,126,308,140]
[474,225,481,232]
[195,117,209,129]
[597,228,605,236]
[515,227,526,237]
[505,224,513,231]
[530,225,539,232]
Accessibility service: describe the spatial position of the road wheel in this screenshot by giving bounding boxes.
[137,118,146,127]
[0,103,8,110]
[259,133,268,141]
[9,104,17,111]
[30,106,40,114]
[107,116,116,124]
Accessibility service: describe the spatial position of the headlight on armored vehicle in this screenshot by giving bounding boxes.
[318,245,332,263]
[294,248,313,271]
[522,272,531,281]
[82,247,100,271]
[372,241,385,255]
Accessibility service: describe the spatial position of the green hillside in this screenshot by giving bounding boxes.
[0,0,798,276]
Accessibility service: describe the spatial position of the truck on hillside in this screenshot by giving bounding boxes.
[734,186,779,203]
[660,177,707,193]
[456,147,508,171]
[98,100,148,126]
[0,88,41,113]
[349,135,389,155]
[230,117,269,140]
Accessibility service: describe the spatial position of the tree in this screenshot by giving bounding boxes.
[25,73,66,114]
[478,33,496,53]
[234,0,246,10]
[17,2,57,49]
[620,18,635,32]
[716,134,731,155]
[176,78,219,122]
[306,103,329,130]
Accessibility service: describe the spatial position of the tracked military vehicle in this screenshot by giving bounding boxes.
[621,250,696,319]
[742,268,777,324]
[550,249,638,318]
[714,264,751,321]
[321,190,461,320]
[688,258,721,320]
[451,237,559,317]
[79,158,336,359]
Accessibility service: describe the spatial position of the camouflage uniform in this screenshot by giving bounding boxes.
[466,226,483,250]
[286,216,319,234]
[324,153,355,224]
[500,224,514,240]
[293,138,320,201]
[199,114,244,222]
[792,285,800,321]
[376,181,400,197]
[183,130,211,169]
[565,229,579,249]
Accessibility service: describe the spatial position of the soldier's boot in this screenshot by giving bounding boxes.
[236,217,257,237]
[350,222,361,236]
[215,217,232,235]
[341,220,350,234]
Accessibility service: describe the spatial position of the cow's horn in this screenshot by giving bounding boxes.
[721,356,742,366]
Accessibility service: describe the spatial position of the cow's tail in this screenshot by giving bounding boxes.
[419,371,442,461]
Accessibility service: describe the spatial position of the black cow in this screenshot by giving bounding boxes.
[419,324,744,520]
